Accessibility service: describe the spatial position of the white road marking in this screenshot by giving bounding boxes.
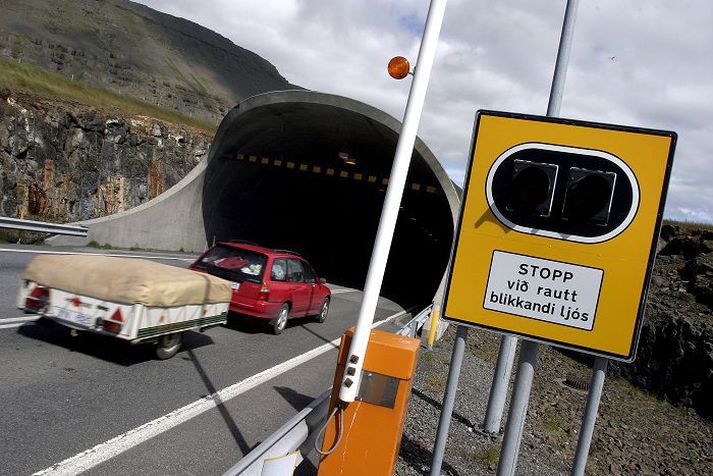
[330,288,358,295]
[0,315,40,330]
[2,315,40,324]
[33,309,408,475]
[0,248,194,262]
[0,323,27,330]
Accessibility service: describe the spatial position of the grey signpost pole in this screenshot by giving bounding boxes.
[496,341,540,476]
[571,357,608,475]
[429,325,468,476]
[482,334,518,434]
[496,0,580,475]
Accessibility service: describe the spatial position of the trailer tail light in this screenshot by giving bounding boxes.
[258,283,270,301]
[25,285,50,312]
[102,309,123,334]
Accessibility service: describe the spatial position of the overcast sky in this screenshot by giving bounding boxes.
[138,0,713,223]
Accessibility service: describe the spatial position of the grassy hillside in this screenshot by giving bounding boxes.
[0,0,296,123]
[0,56,215,132]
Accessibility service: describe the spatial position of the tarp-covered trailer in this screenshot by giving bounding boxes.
[17,255,232,359]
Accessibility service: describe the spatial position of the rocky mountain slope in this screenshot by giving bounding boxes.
[614,223,713,418]
[0,0,296,124]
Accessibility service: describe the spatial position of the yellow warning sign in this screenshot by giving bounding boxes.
[443,110,676,361]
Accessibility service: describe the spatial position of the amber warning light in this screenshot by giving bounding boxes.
[388,56,411,79]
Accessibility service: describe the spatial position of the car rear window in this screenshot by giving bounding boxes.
[193,245,267,283]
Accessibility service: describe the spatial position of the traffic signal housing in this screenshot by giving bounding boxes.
[506,160,558,217]
[487,143,637,242]
[562,167,616,226]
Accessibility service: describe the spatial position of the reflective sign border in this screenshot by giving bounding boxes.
[442,110,677,361]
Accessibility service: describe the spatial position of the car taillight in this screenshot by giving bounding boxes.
[25,285,50,311]
[102,309,123,333]
[258,283,270,301]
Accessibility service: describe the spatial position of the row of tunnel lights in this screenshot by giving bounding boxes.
[235,153,441,195]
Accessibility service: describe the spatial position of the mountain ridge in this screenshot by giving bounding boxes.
[0,0,300,123]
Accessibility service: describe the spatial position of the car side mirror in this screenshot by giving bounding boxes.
[319,278,327,284]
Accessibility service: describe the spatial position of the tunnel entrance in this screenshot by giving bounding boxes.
[203,91,457,309]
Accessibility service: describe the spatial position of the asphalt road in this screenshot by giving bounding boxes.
[0,245,410,475]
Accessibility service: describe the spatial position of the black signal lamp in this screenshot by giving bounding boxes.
[507,160,558,217]
[562,168,617,225]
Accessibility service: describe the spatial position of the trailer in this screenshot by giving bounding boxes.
[17,254,232,359]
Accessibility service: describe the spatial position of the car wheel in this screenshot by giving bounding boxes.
[155,332,183,360]
[272,304,290,335]
[316,297,330,323]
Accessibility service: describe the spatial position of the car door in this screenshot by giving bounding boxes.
[287,258,311,315]
[301,262,321,313]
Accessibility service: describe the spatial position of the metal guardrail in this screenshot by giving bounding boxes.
[222,390,332,476]
[397,303,434,338]
[225,304,434,475]
[0,217,88,237]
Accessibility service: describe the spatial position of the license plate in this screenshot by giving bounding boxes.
[57,308,95,328]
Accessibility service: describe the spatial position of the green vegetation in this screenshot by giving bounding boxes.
[87,240,113,249]
[0,230,44,245]
[538,407,567,435]
[424,374,446,392]
[0,230,15,243]
[458,442,500,468]
[474,442,501,467]
[0,56,216,133]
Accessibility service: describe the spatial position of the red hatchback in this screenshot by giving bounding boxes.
[190,242,331,334]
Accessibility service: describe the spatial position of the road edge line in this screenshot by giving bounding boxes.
[33,309,406,475]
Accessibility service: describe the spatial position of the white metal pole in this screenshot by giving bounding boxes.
[339,0,449,403]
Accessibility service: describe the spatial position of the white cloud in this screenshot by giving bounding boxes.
[137,0,713,223]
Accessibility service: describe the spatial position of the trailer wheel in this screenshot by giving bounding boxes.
[155,332,183,360]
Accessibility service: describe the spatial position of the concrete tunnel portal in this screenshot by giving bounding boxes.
[203,91,459,309]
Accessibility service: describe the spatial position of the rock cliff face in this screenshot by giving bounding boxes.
[613,224,713,418]
[0,91,211,222]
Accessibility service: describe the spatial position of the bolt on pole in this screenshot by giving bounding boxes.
[495,0,580,474]
[338,0,449,403]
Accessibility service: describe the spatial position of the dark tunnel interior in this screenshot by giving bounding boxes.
[202,100,454,309]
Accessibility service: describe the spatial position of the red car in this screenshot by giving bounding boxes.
[190,242,331,334]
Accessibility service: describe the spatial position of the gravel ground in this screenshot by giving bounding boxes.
[396,326,713,475]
